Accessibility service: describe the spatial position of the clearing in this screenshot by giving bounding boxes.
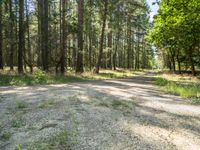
[1,73,200,150]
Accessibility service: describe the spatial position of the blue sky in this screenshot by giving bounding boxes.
[146,0,159,21]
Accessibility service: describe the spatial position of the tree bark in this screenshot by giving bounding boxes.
[0,1,3,69]
[176,51,181,74]
[76,0,84,73]
[41,0,49,72]
[108,21,112,69]
[18,0,25,74]
[25,0,33,73]
[95,0,108,74]
[9,0,15,70]
[188,47,196,76]
[60,0,67,74]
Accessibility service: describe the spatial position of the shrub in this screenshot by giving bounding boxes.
[33,70,47,84]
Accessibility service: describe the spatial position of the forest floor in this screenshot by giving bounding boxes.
[1,73,200,150]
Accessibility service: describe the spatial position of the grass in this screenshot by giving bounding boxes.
[111,100,134,111]
[23,130,71,150]
[11,118,23,128]
[1,132,12,141]
[98,98,135,111]
[38,99,56,109]
[154,73,200,104]
[16,101,28,109]
[0,69,141,86]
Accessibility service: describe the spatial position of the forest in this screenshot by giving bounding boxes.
[0,0,200,150]
[0,0,154,75]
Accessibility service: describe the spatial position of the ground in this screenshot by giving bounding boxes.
[1,73,200,150]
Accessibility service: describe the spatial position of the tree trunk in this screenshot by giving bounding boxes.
[76,0,84,73]
[0,1,3,69]
[188,47,196,76]
[41,0,49,72]
[25,0,33,73]
[89,33,92,70]
[37,0,41,68]
[18,0,24,74]
[9,0,15,70]
[127,18,131,69]
[108,21,112,69]
[176,51,181,74]
[95,0,108,74]
[171,56,176,73]
[72,34,76,70]
[60,0,67,74]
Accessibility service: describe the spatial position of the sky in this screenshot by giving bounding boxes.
[146,0,159,22]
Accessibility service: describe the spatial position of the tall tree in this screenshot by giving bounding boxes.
[0,0,3,69]
[76,0,84,73]
[60,0,67,74]
[9,0,15,70]
[18,0,25,73]
[95,0,108,74]
[40,0,49,71]
[25,0,33,72]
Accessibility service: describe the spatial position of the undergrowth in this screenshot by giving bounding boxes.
[0,69,139,86]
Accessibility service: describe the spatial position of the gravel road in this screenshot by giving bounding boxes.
[1,74,200,150]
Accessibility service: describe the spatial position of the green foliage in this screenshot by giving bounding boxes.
[148,0,200,73]
[16,144,23,150]
[32,70,46,84]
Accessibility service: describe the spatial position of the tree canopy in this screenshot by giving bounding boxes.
[149,0,200,75]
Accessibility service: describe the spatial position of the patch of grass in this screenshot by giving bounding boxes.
[82,69,141,80]
[11,118,23,128]
[155,77,200,104]
[27,130,71,150]
[0,71,87,86]
[38,99,56,109]
[16,144,23,150]
[1,132,12,141]
[16,101,28,109]
[0,69,141,86]
[190,97,200,105]
[111,100,134,111]
[98,102,110,108]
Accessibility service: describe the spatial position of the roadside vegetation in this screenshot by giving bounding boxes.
[155,72,200,104]
[0,69,142,86]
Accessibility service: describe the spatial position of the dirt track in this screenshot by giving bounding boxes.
[1,74,200,150]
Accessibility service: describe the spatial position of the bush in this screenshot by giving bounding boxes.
[32,70,47,84]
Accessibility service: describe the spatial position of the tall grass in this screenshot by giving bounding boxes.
[155,77,200,103]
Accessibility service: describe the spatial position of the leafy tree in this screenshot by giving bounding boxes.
[149,0,200,75]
